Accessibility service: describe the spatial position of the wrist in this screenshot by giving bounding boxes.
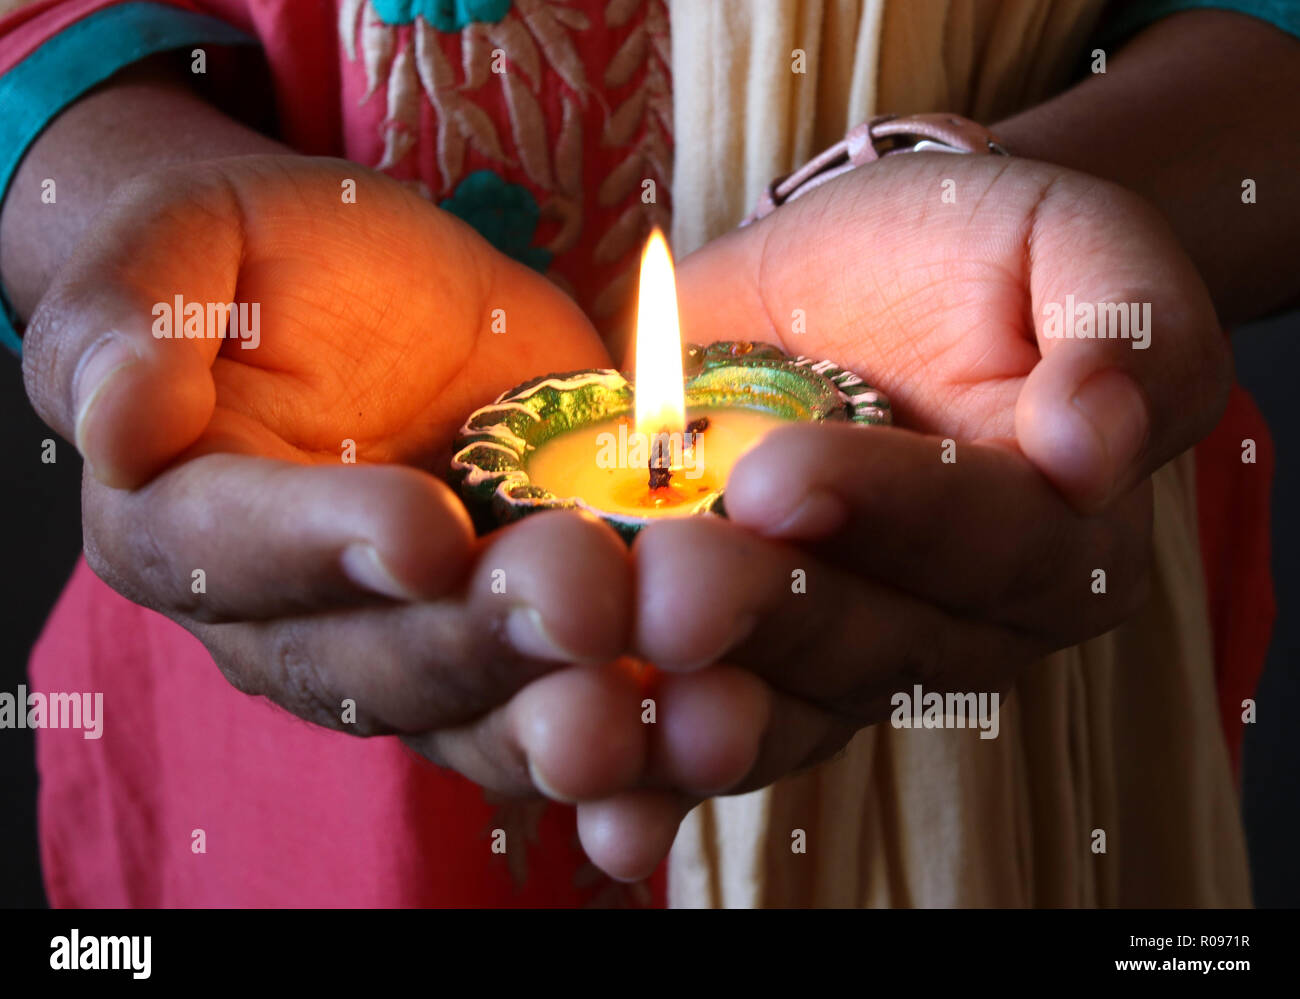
[0,63,283,325]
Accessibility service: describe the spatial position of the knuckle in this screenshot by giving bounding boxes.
[837,607,950,723]
[405,605,549,729]
[80,527,128,598]
[876,602,948,698]
[127,502,196,614]
[403,616,486,724]
[204,640,266,699]
[265,624,354,732]
[80,483,153,609]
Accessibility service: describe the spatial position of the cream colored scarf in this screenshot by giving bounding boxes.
[667,0,1251,907]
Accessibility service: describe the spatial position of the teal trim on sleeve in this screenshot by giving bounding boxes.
[0,2,257,355]
[1098,0,1300,50]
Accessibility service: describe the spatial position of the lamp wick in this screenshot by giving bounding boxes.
[648,430,672,490]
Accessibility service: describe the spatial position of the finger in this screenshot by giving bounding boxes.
[722,422,1151,637]
[86,457,632,632]
[404,660,648,801]
[571,685,885,876]
[646,669,859,797]
[641,664,769,795]
[577,789,697,883]
[182,508,631,732]
[21,166,245,487]
[632,515,1034,709]
[1015,180,1231,511]
[83,453,479,620]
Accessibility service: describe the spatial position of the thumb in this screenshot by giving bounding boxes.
[1015,187,1232,513]
[21,168,241,488]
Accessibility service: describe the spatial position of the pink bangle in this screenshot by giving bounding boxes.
[744,113,1009,225]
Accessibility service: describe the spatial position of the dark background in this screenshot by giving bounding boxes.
[1,315,1296,908]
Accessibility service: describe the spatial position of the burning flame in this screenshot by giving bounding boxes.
[634,228,686,442]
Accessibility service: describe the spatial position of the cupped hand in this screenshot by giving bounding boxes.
[23,154,649,805]
[576,154,1231,879]
[675,153,1230,512]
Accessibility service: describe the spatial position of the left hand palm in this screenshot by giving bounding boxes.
[675,153,1227,500]
[576,155,1231,879]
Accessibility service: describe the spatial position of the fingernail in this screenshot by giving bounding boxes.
[765,490,849,538]
[505,607,579,662]
[341,543,417,601]
[1070,369,1149,495]
[72,333,138,455]
[528,758,576,803]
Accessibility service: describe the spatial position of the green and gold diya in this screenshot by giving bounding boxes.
[451,231,890,542]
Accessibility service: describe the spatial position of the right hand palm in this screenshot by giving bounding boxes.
[22,156,650,844]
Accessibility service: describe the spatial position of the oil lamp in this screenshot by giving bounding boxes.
[450,229,890,541]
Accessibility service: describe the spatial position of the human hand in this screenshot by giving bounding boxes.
[22,154,651,804]
[574,154,1230,878]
